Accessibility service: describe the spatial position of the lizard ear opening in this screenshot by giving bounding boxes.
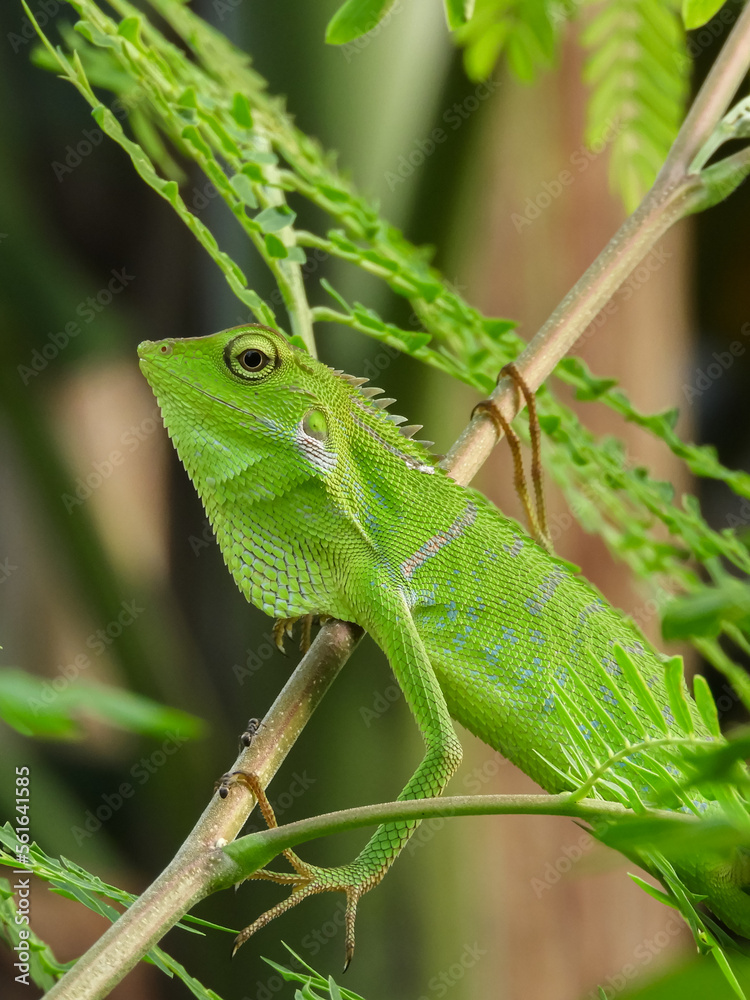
[302,409,329,442]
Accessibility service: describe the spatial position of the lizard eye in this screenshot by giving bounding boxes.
[224,332,278,380]
[238,348,269,372]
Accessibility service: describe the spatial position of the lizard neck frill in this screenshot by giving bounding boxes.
[153,391,349,620]
[201,471,350,621]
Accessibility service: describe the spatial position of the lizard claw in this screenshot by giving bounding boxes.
[224,769,365,968]
[272,614,317,654]
[233,860,363,970]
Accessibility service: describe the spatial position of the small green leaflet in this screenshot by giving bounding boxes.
[325,0,398,44]
[662,580,750,640]
[682,0,726,30]
[325,0,473,44]
[255,206,296,233]
[262,945,366,999]
[230,173,258,208]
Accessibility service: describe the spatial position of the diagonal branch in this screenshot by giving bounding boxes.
[43,621,363,1000]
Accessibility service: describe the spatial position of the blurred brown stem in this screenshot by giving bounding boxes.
[42,3,750,998]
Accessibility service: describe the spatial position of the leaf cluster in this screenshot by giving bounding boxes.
[543,645,750,997]
[0,667,203,740]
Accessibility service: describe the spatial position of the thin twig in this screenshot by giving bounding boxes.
[443,174,701,484]
[218,792,696,885]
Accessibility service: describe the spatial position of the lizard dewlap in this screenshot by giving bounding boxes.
[138,324,750,954]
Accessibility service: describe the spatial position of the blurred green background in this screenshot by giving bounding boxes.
[1,1,750,998]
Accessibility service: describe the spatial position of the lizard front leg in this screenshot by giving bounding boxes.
[231,587,462,968]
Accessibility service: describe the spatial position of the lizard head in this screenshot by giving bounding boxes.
[137,324,345,489]
[138,325,433,502]
[139,324,312,410]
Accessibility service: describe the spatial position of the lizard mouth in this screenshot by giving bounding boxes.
[139,360,262,421]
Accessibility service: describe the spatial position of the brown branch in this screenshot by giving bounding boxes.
[43,622,363,999]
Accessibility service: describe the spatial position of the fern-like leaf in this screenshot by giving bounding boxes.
[581,0,689,210]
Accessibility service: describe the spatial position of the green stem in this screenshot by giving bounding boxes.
[690,144,750,212]
[218,792,694,884]
[251,144,317,355]
[660,0,750,182]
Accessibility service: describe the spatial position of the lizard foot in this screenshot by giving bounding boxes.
[235,858,368,970]
[271,614,320,654]
[222,769,371,969]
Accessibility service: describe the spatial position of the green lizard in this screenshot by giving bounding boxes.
[138,323,750,963]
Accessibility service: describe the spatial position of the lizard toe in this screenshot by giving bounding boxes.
[234,862,368,968]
